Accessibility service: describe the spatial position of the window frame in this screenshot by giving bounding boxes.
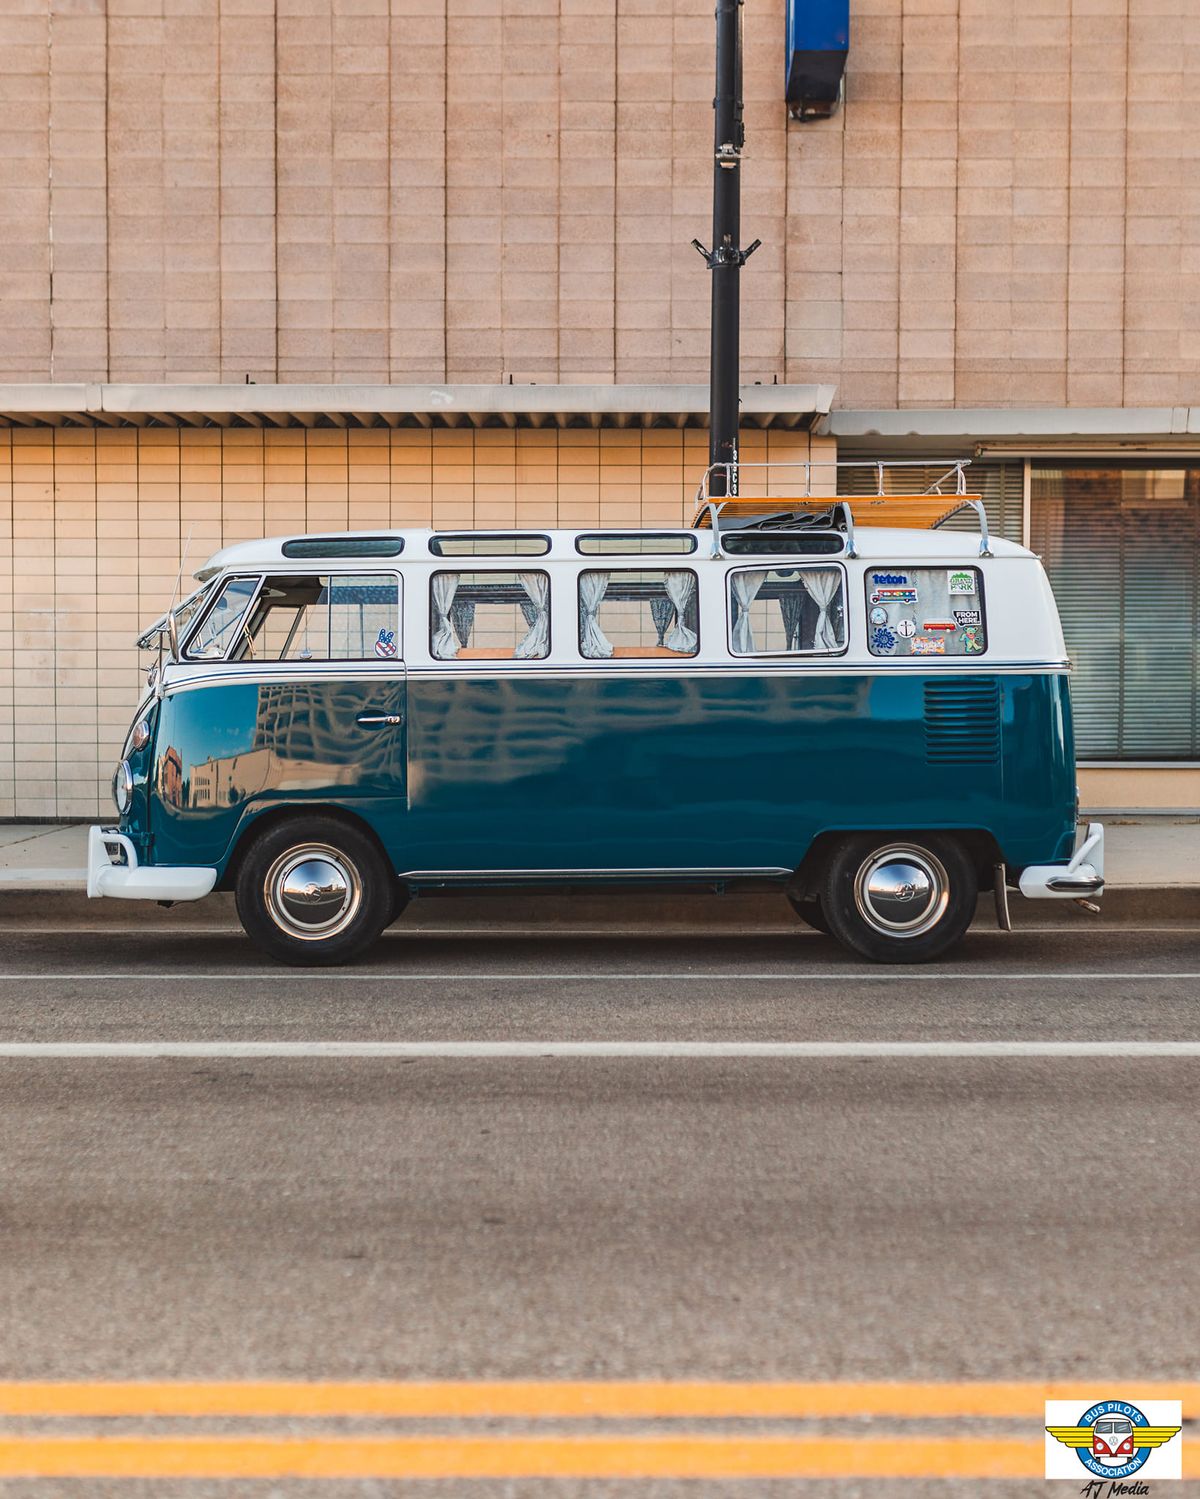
[182,574,264,662]
[724,562,850,659]
[574,532,698,557]
[863,563,989,662]
[577,565,702,662]
[428,567,553,663]
[182,569,404,665]
[429,533,551,558]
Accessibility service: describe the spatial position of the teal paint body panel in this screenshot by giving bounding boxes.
[149,676,407,870]
[138,667,1076,881]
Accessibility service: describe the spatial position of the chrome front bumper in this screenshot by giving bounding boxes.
[1018,821,1105,900]
[87,826,218,902]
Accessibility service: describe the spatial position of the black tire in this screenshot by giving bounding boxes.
[387,883,410,928]
[787,894,832,935]
[235,815,393,966]
[819,834,977,964]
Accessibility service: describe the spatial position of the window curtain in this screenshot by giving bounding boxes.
[431,573,460,658]
[649,596,674,647]
[663,572,697,653]
[449,599,475,649]
[729,571,766,653]
[801,569,841,651]
[778,589,804,650]
[515,572,549,659]
[579,571,614,658]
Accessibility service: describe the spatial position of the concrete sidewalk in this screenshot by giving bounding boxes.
[0,818,1194,929]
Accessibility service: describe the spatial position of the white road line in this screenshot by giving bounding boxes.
[0,1040,1197,1059]
[0,970,1195,982]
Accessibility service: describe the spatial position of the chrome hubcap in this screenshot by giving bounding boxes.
[264,843,362,941]
[853,845,949,938]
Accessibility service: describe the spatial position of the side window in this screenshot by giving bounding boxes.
[727,566,846,655]
[865,566,987,657]
[237,573,400,661]
[430,571,550,660]
[578,569,699,659]
[185,576,259,660]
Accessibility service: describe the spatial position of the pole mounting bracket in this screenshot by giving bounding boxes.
[691,237,762,269]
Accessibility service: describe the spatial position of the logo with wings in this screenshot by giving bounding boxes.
[1046,1400,1181,1479]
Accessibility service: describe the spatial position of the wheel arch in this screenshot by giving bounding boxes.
[790,827,1005,900]
[217,803,395,893]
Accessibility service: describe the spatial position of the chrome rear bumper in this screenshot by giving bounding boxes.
[87,826,217,902]
[1018,821,1105,900]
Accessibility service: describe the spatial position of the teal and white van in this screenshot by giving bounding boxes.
[90,473,1104,965]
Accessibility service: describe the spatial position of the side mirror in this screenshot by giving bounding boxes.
[167,610,179,661]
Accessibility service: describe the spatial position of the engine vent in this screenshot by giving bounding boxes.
[923,679,1001,765]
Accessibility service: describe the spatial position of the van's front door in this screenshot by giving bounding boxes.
[150,571,409,870]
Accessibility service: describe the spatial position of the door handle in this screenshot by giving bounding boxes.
[356,713,402,727]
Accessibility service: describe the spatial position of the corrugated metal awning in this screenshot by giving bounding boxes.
[0,382,835,432]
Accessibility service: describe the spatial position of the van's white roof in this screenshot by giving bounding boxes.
[196,528,1031,580]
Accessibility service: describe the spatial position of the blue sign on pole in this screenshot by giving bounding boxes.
[785,0,849,119]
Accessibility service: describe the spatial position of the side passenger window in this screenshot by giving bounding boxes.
[430,571,550,660]
[578,569,699,659]
[728,566,846,655]
[235,574,401,661]
[865,566,987,657]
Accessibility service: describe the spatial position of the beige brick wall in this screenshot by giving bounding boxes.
[3,0,1197,404]
[0,424,825,817]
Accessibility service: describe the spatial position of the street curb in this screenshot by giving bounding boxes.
[0,886,1196,929]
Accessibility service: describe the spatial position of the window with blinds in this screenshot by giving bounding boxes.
[837,460,1025,544]
[1030,467,1200,760]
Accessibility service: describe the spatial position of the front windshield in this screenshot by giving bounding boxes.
[136,583,212,652]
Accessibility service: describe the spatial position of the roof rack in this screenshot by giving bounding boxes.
[691,459,992,560]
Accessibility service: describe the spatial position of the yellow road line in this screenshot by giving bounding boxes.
[0,1380,1192,1420]
[0,1434,1054,1479]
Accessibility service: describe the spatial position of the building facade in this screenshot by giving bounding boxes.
[1,0,1198,815]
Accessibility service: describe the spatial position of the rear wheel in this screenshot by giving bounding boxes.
[819,834,977,964]
[235,816,392,966]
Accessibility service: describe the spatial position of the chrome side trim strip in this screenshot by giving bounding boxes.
[161,659,1071,696]
[398,866,793,882]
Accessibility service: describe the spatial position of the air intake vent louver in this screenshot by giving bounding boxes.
[923,680,1000,765]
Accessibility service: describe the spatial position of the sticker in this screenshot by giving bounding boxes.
[870,606,888,626]
[374,628,398,659]
[895,618,916,639]
[871,626,896,653]
[948,570,976,595]
[870,586,918,606]
[911,635,946,655]
[922,620,957,632]
[871,573,909,585]
[962,626,984,653]
[954,609,981,626]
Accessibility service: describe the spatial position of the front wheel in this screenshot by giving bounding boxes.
[819,835,977,964]
[235,816,393,966]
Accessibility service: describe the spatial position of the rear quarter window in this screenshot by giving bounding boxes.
[865,566,987,658]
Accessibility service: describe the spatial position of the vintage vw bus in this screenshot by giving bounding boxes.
[89,469,1104,965]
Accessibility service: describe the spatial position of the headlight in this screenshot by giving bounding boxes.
[112,760,133,814]
[131,718,152,751]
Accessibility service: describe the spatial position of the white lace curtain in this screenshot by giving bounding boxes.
[663,572,697,653]
[515,572,550,659]
[579,571,614,658]
[802,569,842,651]
[729,570,766,653]
[431,573,460,659]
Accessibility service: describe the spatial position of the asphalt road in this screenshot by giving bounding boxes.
[0,918,1197,1495]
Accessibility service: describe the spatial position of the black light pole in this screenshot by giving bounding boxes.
[694,0,759,499]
